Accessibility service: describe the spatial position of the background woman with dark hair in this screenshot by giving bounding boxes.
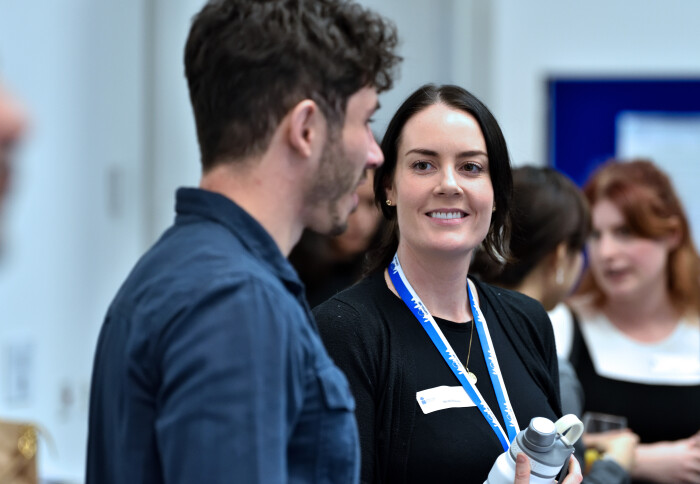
[471,165,639,483]
[290,169,384,307]
[470,166,589,312]
[551,159,700,484]
[314,85,581,483]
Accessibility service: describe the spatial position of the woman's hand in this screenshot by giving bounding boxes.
[584,429,639,471]
[514,454,582,484]
[630,434,700,483]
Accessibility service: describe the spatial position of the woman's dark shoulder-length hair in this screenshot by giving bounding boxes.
[364,83,513,275]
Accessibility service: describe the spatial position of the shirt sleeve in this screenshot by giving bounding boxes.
[153,276,306,483]
[314,299,381,484]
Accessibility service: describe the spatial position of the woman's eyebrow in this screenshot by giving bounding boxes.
[404,148,438,157]
[404,148,487,158]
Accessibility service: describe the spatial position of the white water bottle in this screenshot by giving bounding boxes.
[484,414,583,484]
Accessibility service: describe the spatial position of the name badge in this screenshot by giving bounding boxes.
[416,385,476,414]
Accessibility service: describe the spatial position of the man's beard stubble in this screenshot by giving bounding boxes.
[304,131,361,236]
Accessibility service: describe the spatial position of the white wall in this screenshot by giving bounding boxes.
[0,2,147,481]
[1,0,700,482]
[357,0,493,137]
[489,0,700,166]
[147,0,206,240]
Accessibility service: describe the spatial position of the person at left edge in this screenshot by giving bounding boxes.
[85,1,401,483]
[0,79,27,250]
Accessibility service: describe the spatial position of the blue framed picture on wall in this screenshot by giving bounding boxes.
[547,76,700,243]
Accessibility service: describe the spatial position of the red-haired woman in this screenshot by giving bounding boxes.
[552,159,700,484]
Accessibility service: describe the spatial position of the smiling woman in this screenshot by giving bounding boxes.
[313,84,582,484]
[385,103,494,259]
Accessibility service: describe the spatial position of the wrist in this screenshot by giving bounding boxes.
[630,443,657,480]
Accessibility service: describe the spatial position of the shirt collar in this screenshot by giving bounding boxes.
[174,187,303,294]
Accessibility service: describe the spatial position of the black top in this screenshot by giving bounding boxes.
[314,271,562,483]
[570,313,700,445]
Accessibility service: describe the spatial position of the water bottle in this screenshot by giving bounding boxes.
[484,414,584,484]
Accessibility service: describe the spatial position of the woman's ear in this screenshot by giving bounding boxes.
[551,242,570,283]
[287,99,324,159]
[384,181,396,206]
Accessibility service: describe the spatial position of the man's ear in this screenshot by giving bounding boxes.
[287,99,324,159]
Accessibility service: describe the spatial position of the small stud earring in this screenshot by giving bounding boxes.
[386,200,393,206]
[492,205,496,212]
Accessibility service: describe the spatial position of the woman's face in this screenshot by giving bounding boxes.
[330,171,381,257]
[588,198,673,303]
[386,103,493,259]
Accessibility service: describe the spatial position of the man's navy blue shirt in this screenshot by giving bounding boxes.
[86,188,359,483]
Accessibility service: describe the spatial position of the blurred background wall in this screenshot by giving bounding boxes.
[1,0,699,481]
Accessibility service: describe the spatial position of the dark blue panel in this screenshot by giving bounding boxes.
[547,78,700,186]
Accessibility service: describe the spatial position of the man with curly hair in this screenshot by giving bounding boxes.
[86,1,400,483]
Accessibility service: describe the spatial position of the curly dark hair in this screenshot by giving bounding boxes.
[184,0,401,171]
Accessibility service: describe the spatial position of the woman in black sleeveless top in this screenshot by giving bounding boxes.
[554,160,700,484]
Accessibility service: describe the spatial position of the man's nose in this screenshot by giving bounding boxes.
[366,129,383,169]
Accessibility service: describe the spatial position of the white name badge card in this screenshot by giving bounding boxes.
[416,385,476,414]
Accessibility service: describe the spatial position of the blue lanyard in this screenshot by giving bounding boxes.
[388,254,519,450]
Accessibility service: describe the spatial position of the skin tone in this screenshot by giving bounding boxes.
[515,454,582,484]
[583,430,639,472]
[301,87,383,237]
[586,198,680,342]
[329,170,381,259]
[0,81,27,220]
[577,198,700,484]
[0,81,27,252]
[632,433,700,484]
[201,86,382,256]
[383,103,582,483]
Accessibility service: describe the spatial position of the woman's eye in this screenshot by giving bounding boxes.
[462,162,483,173]
[615,226,632,238]
[412,161,432,171]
